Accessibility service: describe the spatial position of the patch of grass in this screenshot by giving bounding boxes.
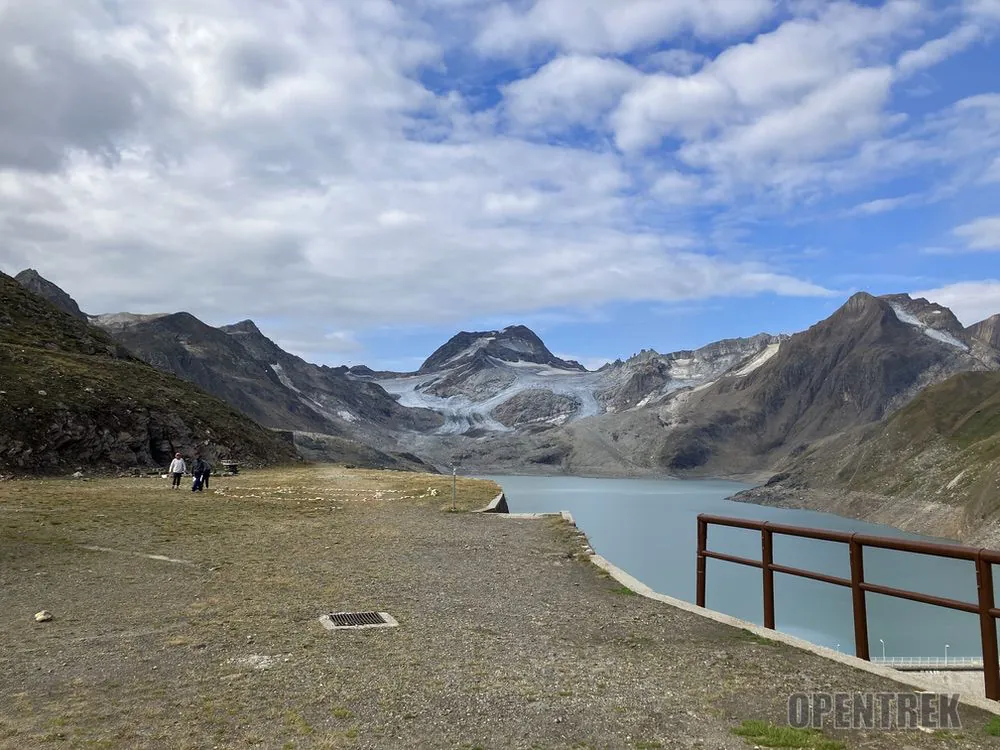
[612,585,636,596]
[731,720,844,749]
[984,716,1000,736]
[736,629,779,646]
[330,706,353,721]
[633,741,663,749]
[932,729,964,739]
[284,709,314,736]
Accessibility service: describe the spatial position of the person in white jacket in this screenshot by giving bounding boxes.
[168,453,186,489]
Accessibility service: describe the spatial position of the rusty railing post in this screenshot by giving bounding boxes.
[976,552,1000,700]
[696,516,707,608]
[849,534,870,660]
[762,522,775,629]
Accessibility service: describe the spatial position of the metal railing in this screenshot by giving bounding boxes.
[871,656,983,667]
[695,514,1000,700]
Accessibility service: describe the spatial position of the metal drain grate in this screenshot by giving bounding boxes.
[320,611,399,630]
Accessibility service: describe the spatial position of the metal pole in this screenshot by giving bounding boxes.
[452,466,456,511]
[849,535,870,661]
[975,552,1000,700]
[696,516,707,608]
[762,523,775,629]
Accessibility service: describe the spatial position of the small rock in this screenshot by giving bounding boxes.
[34,610,53,622]
[72,471,84,479]
[38,390,47,396]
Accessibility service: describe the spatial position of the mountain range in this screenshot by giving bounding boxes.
[10,267,1000,543]
[0,272,297,472]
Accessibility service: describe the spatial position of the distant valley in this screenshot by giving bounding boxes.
[10,267,1000,544]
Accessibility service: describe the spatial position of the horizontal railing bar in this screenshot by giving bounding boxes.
[860,581,980,614]
[702,550,762,569]
[853,535,979,561]
[697,514,853,542]
[697,514,768,531]
[769,563,851,588]
[697,514,994,563]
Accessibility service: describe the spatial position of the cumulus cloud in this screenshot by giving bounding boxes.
[474,0,776,57]
[501,55,641,132]
[897,24,983,76]
[0,0,152,172]
[612,1,923,153]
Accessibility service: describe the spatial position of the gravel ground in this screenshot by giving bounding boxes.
[2,468,1000,749]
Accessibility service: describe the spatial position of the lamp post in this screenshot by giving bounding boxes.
[879,638,886,660]
[945,644,950,664]
[452,466,457,511]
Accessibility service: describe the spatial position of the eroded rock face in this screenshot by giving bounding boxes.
[491,389,581,429]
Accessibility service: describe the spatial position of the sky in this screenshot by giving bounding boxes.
[1,0,1000,371]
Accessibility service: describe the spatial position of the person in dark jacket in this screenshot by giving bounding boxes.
[201,459,212,490]
[191,455,207,492]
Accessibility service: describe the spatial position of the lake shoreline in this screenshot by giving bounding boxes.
[728,482,999,548]
[467,465,773,485]
[493,472,988,659]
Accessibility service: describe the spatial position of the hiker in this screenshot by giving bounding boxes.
[168,453,186,489]
[191,455,207,492]
[201,458,212,490]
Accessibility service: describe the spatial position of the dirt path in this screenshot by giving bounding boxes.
[2,468,999,748]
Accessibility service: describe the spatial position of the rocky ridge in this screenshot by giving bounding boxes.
[0,271,298,472]
[15,269,89,321]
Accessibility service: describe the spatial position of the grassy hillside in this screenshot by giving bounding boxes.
[749,370,1000,541]
[0,272,298,472]
[828,371,1000,499]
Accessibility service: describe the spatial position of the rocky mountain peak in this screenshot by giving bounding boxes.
[418,325,585,373]
[840,291,883,316]
[14,268,88,321]
[223,319,263,335]
[219,319,284,363]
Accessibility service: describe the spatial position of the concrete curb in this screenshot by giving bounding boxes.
[472,491,509,514]
[496,509,1000,717]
